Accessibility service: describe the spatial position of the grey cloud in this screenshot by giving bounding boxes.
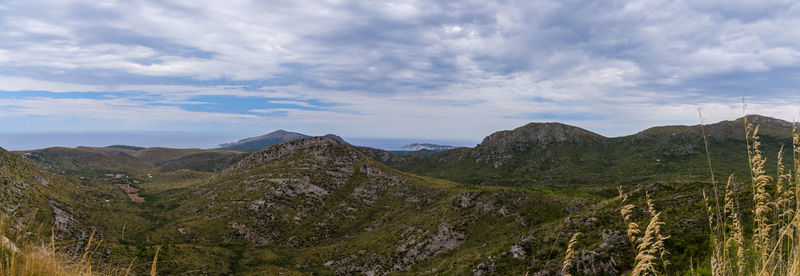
[2,0,800,137]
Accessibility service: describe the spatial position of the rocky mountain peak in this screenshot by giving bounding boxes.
[217,130,312,152]
[220,130,309,147]
[323,134,346,143]
[480,122,605,147]
[224,136,361,173]
[735,114,793,127]
[631,114,794,141]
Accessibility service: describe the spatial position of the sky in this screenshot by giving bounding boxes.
[2,0,800,149]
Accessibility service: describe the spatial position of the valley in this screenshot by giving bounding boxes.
[0,115,794,274]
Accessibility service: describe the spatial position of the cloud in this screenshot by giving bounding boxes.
[1,0,800,139]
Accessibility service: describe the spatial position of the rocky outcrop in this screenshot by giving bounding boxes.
[218,130,312,151]
[1,148,57,233]
[355,146,409,164]
[454,191,528,226]
[49,200,82,239]
[227,221,270,245]
[219,130,349,152]
[479,123,605,151]
[0,235,19,253]
[395,222,466,270]
[510,244,526,259]
[570,230,627,275]
[225,137,361,173]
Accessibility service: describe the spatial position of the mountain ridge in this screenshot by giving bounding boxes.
[217,130,346,152]
[358,114,793,187]
[2,114,796,274]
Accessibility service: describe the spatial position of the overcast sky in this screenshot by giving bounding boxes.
[2,0,800,146]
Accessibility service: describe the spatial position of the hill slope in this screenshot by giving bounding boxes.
[217,130,311,152]
[0,147,92,244]
[2,115,793,274]
[362,115,791,187]
[17,146,247,173]
[137,137,589,274]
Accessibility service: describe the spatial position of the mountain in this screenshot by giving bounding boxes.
[3,115,796,274]
[5,137,601,274]
[360,115,792,187]
[17,146,247,173]
[0,147,55,229]
[18,146,152,173]
[402,143,455,151]
[0,147,95,247]
[152,136,591,274]
[106,145,146,150]
[217,130,347,152]
[4,137,626,274]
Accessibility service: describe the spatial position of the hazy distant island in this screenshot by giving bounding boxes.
[401,143,455,151]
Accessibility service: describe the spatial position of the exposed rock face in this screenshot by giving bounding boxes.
[36,175,50,187]
[199,137,418,250]
[467,123,607,169]
[510,244,526,259]
[0,235,19,253]
[227,221,270,245]
[473,257,497,276]
[49,200,82,239]
[219,130,349,152]
[355,146,407,164]
[571,230,627,275]
[395,222,466,270]
[185,137,494,274]
[225,137,360,173]
[217,139,366,242]
[1,148,57,232]
[479,122,605,152]
[454,191,528,226]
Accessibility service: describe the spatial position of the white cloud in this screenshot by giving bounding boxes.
[0,76,107,92]
[1,0,800,139]
[0,97,261,132]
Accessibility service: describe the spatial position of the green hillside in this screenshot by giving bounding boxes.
[2,115,796,274]
[361,115,790,189]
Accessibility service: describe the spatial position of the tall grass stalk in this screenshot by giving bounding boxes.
[1,223,160,275]
[618,187,670,275]
[702,114,800,275]
[561,232,582,276]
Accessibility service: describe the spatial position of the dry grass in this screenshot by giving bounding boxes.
[0,227,161,276]
[700,114,800,276]
[618,188,670,276]
[560,232,582,276]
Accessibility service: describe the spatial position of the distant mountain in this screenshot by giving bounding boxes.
[359,115,794,187]
[18,146,246,173]
[4,114,797,274]
[218,130,311,152]
[218,130,346,152]
[106,145,145,150]
[402,143,455,151]
[322,133,345,142]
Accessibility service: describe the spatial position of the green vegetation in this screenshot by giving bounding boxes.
[2,115,799,274]
[364,115,790,189]
[698,116,800,275]
[106,145,146,151]
[217,130,312,152]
